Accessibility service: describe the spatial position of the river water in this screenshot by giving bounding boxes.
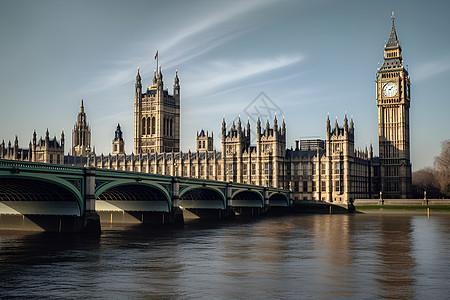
[1,213,450,299]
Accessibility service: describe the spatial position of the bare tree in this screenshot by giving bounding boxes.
[412,167,441,198]
[434,140,450,196]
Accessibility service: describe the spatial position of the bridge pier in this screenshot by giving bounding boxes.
[83,168,101,235]
[169,178,184,226]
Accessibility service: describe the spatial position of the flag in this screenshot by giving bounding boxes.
[155,51,158,60]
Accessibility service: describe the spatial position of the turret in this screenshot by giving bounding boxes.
[281,118,286,136]
[273,115,278,133]
[173,70,180,97]
[246,119,251,138]
[61,130,65,147]
[257,117,261,139]
[157,66,163,90]
[344,114,348,135]
[222,118,226,141]
[237,117,242,136]
[326,115,331,136]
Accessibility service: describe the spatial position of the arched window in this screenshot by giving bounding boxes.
[170,119,173,136]
[163,117,166,136]
[152,117,156,135]
[147,117,151,135]
[142,118,146,135]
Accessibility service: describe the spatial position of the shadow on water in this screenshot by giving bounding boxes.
[1,214,450,299]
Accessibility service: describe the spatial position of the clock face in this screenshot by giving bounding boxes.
[383,82,398,97]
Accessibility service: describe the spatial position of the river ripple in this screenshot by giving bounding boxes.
[1,214,450,299]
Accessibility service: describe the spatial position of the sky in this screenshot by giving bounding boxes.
[0,0,449,171]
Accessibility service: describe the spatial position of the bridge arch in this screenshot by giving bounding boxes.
[179,186,226,209]
[95,180,171,212]
[268,192,289,207]
[231,189,264,207]
[0,175,83,216]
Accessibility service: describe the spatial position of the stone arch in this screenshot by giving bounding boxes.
[179,186,226,209]
[151,117,156,135]
[95,180,171,212]
[0,175,83,216]
[231,189,264,207]
[268,192,289,207]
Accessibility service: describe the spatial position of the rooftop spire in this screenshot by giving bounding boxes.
[386,11,399,49]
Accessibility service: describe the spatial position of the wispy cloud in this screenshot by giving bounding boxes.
[186,54,304,94]
[77,0,279,95]
[414,56,450,82]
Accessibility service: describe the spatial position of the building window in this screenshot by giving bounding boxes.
[151,117,156,135]
[312,181,316,192]
[303,181,308,192]
[321,181,326,192]
[251,164,256,175]
[321,164,326,175]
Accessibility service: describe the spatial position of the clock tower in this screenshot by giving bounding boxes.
[376,12,412,198]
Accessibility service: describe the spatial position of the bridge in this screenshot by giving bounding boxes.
[0,159,291,233]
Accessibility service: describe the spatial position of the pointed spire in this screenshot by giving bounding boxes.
[80,99,84,113]
[152,70,157,86]
[174,69,179,85]
[158,65,163,80]
[344,114,348,131]
[326,115,331,131]
[386,11,399,49]
[136,67,141,81]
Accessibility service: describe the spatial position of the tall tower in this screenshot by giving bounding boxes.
[133,67,180,154]
[72,99,91,156]
[376,12,412,198]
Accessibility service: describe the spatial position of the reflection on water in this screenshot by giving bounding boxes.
[1,214,450,299]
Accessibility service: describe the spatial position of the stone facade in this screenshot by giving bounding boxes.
[0,130,64,164]
[134,67,180,154]
[1,14,411,203]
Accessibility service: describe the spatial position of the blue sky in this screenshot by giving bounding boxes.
[0,0,449,171]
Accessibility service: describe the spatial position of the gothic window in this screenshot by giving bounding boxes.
[170,119,173,136]
[151,117,156,135]
[147,117,151,135]
[142,118,146,135]
[163,117,166,136]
